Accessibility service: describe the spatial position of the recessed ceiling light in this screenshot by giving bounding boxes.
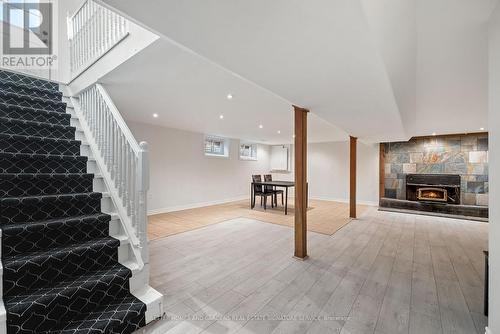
[259,124,263,129]
[293,134,296,138]
[432,132,436,136]
[480,127,485,131]
[153,113,158,118]
[219,114,224,119]
[226,94,233,100]
[277,130,281,134]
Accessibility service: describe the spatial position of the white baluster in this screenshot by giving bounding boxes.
[82,6,86,66]
[113,123,118,184]
[125,148,130,216]
[130,156,137,228]
[137,142,149,246]
[97,5,102,56]
[129,147,134,215]
[76,13,80,69]
[120,136,126,204]
[89,1,93,60]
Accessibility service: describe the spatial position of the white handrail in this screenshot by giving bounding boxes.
[72,83,148,269]
[68,0,129,77]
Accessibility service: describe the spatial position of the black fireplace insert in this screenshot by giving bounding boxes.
[406,174,460,204]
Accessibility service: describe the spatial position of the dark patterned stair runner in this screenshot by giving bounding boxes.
[0,70,146,334]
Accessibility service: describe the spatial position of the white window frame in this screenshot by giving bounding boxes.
[204,135,229,158]
[239,142,258,161]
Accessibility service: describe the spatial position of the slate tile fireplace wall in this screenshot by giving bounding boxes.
[383,133,488,207]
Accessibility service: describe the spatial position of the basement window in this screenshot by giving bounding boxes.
[239,142,258,161]
[204,135,229,157]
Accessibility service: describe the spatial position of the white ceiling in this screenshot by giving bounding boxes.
[414,0,495,136]
[100,0,496,142]
[101,39,348,144]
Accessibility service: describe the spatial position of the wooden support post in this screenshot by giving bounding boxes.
[379,143,386,202]
[350,136,357,219]
[294,105,309,259]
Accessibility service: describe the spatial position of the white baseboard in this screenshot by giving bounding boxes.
[147,195,248,215]
[309,196,378,207]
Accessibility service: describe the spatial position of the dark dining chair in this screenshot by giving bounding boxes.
[264,174,284,206]
[252,175,275,210]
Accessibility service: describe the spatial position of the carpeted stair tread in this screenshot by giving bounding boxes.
[0,132,81,145]
[0,173,94,197]
[0,89,65,106]
[5,263,131,313]
[2,212,110,229]
[1,213,111,257]
[4,265,132,333]
[47,296,147,334]
[5,262,130,300]
[0,192,103,224]
[0,89,67,112]
[0,152,88,174]
[5,263,131,307]
[2,236,119,265]
[0,133,81,156]
[0,70,59,93]
[0,81,63,100]
[0,100,68,116]
[2,237,121,296]
[0,103,71,125]
[0,117,76,139]
[0,172,93,178]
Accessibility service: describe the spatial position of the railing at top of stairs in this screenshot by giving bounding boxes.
[68,0,129,79]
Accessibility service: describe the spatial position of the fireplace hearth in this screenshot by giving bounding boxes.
[379,172,488,220]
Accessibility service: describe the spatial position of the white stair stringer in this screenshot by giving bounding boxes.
[63,88,164,325]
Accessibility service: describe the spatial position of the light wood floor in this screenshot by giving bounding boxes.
[140,207,488,334]
[148,199,369,240]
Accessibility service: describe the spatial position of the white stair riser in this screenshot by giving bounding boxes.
[80,144,91,157]
[109,218,122,236]
[75,131,86,142]
[118,242,132,264]
[100,196,115,213]
[87,160,99,174]
[69,117,81,128]
[93,176,106,193]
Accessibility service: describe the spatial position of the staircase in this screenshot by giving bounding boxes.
[0,70,148,333]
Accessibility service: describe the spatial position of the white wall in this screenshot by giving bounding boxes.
[273,141,379,205]
[128,121,379,214]
[488,3,500,333]
[128,121,271,214]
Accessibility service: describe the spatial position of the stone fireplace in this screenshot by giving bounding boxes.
[380,134,488,220]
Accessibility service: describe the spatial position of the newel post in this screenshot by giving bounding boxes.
[137,141,149,253]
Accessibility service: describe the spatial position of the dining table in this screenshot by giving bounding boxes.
[250,180,308,215]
